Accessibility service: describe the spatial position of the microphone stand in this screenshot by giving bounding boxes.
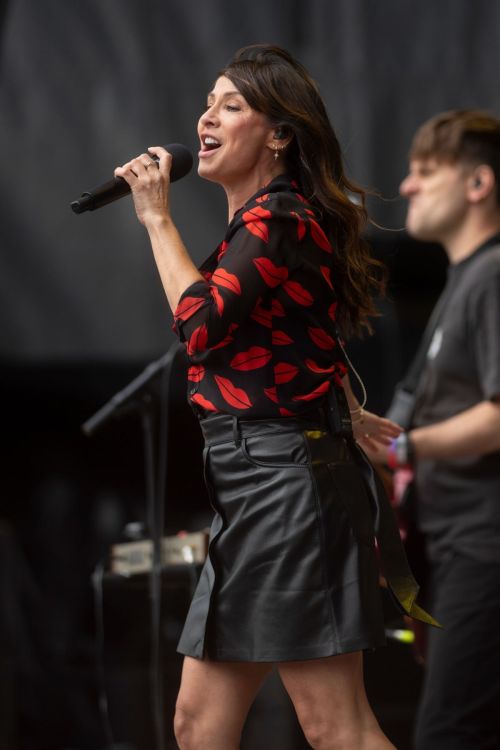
[83,342,186,750]
[82,350,175,439]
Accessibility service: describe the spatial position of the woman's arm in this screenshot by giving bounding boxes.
[341,373,402,448]
[114,146,203,312]
[145,214,204,312]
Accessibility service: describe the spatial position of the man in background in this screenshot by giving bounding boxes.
[386,110,500,749]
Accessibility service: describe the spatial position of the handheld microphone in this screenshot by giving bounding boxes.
[70,143,193,214]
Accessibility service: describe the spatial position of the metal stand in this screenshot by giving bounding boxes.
[83,342,187,750]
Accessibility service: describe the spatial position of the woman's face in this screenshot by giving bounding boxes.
[197,75,277,188]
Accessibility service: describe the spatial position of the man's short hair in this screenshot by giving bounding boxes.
[410,110,500,202]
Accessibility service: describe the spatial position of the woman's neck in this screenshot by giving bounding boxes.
[224,166,284,221]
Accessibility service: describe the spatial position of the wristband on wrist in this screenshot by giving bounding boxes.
[388,432,415,469]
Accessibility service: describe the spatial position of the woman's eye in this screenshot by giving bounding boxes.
[203,102,240,112]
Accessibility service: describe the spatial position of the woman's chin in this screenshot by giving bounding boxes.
[197,160,224,184]
[198,164,218,183]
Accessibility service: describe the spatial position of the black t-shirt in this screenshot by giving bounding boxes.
[413,238,500,562]
[172,175,347,417]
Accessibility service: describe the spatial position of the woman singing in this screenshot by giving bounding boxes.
[116,44,436,750]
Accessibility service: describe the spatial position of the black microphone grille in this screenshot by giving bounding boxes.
[163,143,193,182]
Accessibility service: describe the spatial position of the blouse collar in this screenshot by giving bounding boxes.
[229,173,303,227]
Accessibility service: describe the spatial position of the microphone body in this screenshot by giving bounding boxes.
[71,143,193,214]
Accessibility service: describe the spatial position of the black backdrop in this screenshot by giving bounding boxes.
[1,2,500,749]
[1,0,499,360]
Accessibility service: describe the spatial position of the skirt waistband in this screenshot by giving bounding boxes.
[198,409,332,446]
[198,387,353,446]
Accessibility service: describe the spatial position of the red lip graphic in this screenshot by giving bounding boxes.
[320,266,334,289]
[190,392,217,412]
[251,299,272,328]
[188,364,205,382]
[272,330,293,345]
[175,296,206,321]
[243,206,272,242]
[264,386,279,403]
[283,280,314,306]
[230,347,272,371]
[274,362,299,384]
[217,241,229,261]
[310,219,332,252]
[209,285,224,315]
[290,211,306,240]
[253,257,288,287]
[308,327,336,350]
[271,299,285,317]
[214,375,253,409]
[212,268,241,295]
[210,331,234,350]
[292,380,331,401]
[187,324,208,355]
[305,359,336,374]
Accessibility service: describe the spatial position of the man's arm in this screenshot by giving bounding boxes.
[410,397,500,460]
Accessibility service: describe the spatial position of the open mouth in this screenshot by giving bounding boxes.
[202,136,222,152]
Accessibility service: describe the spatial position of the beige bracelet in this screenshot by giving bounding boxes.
[350,407,365,424]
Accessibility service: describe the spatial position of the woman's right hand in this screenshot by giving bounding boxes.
[352,409,402,455]
[114,145,173,227]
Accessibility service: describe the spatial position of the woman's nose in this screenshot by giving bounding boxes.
[200,105,218,127]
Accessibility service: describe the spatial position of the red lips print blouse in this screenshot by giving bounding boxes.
[172,175,348,417]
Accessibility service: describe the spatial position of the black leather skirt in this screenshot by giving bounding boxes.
[177,402,437,663]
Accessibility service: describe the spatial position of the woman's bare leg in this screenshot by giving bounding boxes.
[278,651,397,750]
[174,656,272,750]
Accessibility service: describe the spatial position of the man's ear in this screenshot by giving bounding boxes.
[468,165,495,203]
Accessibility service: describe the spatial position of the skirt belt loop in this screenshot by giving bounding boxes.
[232,415,241,446]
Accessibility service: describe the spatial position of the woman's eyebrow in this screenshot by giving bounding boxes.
[207,90,243,100]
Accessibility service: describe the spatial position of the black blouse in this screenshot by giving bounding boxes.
[173,175,348,417]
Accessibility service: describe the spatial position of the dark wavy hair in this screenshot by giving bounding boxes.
[409,109,500,205]
[220,44,385,337]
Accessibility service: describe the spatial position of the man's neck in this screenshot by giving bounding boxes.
[444,218,500,264]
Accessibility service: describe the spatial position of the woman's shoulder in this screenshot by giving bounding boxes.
[234,176,320,227]
[255,176,312,209]
[225,180,333,257]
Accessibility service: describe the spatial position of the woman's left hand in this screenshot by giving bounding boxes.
[352,410,402,453]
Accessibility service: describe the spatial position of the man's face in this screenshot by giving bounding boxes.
[399,157,470,243]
